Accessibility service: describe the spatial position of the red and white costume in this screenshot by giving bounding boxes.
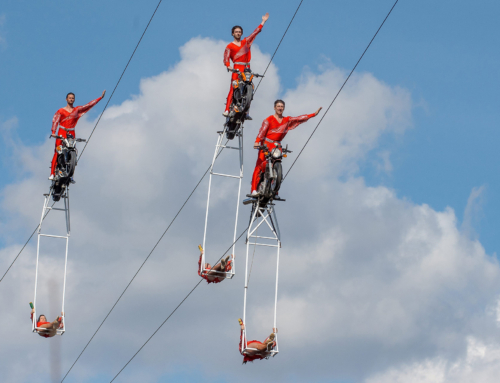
[239,328,276,364]
[198,254,232,284]
[223,24,263,113]
[30,313,52,338]
[251,113,315,192]
[50,96,103,176]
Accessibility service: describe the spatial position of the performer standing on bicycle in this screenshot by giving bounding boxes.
[223,13,269,117]
[250,100,322,196]
[49,90,106,180]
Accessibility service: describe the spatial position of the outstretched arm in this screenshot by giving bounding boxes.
[288,107,322,130]
[246,14,268,46]
[77,91,106,114]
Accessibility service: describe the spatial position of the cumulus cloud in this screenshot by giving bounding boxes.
[1,36,499,383]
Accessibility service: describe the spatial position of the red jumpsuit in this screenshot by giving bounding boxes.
[239,329,276,364]
[251,113,315,192]
[50,96,103,176]
[198,254,232,284]
[223,24,263,113]
[30,313,51,338]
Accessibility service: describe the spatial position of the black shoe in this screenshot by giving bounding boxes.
[70,178,76,184]
[245,114,253,121]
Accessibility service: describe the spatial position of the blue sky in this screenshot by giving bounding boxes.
[2,1,500,382]
[2,0,499,253]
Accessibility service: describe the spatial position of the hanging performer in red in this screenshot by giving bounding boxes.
[198,245,232,284]
[250,100,322,196]
[223,12,269,117]
[49,90,106,180]
[30,305,64,338]
[238,318,276,364]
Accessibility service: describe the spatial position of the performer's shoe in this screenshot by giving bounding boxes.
[220,257,226,270]
[222,111,229,117]
[70,178,76,184]
[265,333,275,350]
[223,256,230,270]
[250,190,259,197]
[48,174,55,181]
[245,114,253,121]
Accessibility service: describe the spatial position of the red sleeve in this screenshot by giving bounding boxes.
[246,24,263,47]
[223,46,231,67]
[287,113,315,131]
[76,96,102,116]
[255,118,270,143]
[51,110,62,135]
[239,328,245,354]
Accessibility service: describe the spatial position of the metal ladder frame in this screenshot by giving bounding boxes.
[32,188,69,335]
[200,126,244,280]
[241,202,281,358]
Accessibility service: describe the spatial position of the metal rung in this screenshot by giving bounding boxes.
[249,235,278,240]
[218,145,241,150]
[211,172,241,179]
[46,207,67,211]
[251,243,279,248]
[39,234,68,239]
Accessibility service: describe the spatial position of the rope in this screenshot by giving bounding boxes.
[254,0,304,95]
[0,201,55,283]
[284,0,400,179]
[108,2,401,379]
[109,228,249,383]
[0,0,164,284]
[78,0,163,161]
[61,5,303,378]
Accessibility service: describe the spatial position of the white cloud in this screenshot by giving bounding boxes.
[365,337,500,383]
[1,36,500,383]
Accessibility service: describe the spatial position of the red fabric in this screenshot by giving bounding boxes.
[50,96,102,175]
[223,24,263,112]
[198,254,232,284]
[31,313,51,338]
[239,329,276,364]
[251,114,315,191]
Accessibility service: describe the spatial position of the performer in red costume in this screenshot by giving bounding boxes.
[30,306,63,338]
[223,13,269,117]
[198,246,232,284]
[49,90,106,180]
[238,318,276,364]
[250,100,322,195]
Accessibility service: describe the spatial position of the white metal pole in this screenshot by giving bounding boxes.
[230,130,244,276]
[33,193,50,331]
[243,204,259,350]
[202,131,224,273]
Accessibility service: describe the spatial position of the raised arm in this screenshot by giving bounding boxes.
[51,110,62,135]
[77,90,106,115]
[288,107,322,130]
[246,13,268,47]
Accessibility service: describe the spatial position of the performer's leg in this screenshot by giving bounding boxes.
[251,153,266,192]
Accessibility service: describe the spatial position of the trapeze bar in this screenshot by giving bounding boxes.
[39,234,68,239]
[211,172,242,179]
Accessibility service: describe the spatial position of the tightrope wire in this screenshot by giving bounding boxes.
[61,4,303,380]
[108,0,400,380]
[0,0,164,283]
[285,0,400,179]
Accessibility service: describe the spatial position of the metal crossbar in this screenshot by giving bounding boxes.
[32,188,69,336]
[241,203,281,356]
[200,126,244,280]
